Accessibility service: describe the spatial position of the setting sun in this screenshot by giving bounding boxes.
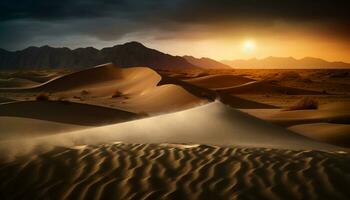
[243,40,256,52]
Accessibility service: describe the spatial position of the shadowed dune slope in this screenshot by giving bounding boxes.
[216,80,324,95]
[0,143,349,200]
[0,78,38,88]
[243,102,350,127]
[0,117,87,140]
[0,97,15,103]
[0,101,138,126]
[289,123,350,148]
[185,74,253,89]
[159,75,276,109]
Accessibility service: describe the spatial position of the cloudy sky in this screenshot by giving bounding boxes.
[1,0,350,61]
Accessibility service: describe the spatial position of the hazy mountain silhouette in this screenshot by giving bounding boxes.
[0,42,199,70]
[183,56,231,69]
[222,56,350,69]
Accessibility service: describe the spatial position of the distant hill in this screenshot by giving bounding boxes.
[222,56,350,69]
[183,56,231,69]
[0,42,199,70]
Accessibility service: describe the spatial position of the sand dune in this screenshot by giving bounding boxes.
[216,80,324,95]
[114,84,202,114]
[0,117,87,140]
[0,100,138,126]
[185,74,253,89]
[242,102,350,126]
[0,97,14,103]
[0,77,38,88]
[160,75,276,109]
[40,102,342,151]
[0,101,345,162]
[0,143,349,199]
[0,63,202,114]
[289,123,350,148]
[1,63,159,93]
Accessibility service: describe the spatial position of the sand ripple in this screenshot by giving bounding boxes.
[0,143,349,199]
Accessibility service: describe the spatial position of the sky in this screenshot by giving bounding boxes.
[1,0,350,62]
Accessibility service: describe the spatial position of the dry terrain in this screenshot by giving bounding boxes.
[0,65,350,199]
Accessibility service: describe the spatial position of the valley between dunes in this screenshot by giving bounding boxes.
[0,63,350,199]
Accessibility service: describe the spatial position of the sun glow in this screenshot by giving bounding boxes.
[243,40,256,52]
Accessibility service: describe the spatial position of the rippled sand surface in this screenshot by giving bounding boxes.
[1,143,349,200]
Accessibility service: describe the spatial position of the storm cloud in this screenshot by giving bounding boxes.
[1,0,349,50]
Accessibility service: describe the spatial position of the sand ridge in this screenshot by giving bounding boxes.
[215,80,324,95]
[0,63,203,114]
[185,74,253,89]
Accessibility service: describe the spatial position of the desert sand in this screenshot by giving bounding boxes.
[289,123,350,147]
[241,102,350,126]
[185,74,253,89]
[0,117,87,140]
[0,77,38,88]
[0,63,202,114]
[0,65,350,199]
[0,143,349,199]
[0,100,138,125]
[1,101,345,162]
[214,80,324,95]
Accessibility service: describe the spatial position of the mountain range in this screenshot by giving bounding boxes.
[1,42,350,70]
[222,57,350,69]
[183,56,231,69]
[0,42,198,70]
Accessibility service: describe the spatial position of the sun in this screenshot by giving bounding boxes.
[243,40,256,52]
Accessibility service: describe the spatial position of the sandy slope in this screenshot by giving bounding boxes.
[0,117,87,140]
[0,63,202,114]
[40,102,342,151]
[113,84,202,114]
[289,123,350,147]
[0,101,345,162]
[241,102,350,126]
[0,100,138,126]
[159,74,277,109]
[0,78,38,88]
[0,143,349,199]
[0,97,14,103]
[185,74,253,89]
[216,80,324,95]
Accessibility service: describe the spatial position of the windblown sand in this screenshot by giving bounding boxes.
[0,143,349,200]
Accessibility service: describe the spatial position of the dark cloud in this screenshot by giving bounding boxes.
[1,0,349,49]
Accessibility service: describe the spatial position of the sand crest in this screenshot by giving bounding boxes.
[185,74,253,89]
[216,80,324,95]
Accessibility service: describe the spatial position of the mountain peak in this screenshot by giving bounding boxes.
[118,41,146,48]
[183,55,231,69]
[0,41,199,70]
